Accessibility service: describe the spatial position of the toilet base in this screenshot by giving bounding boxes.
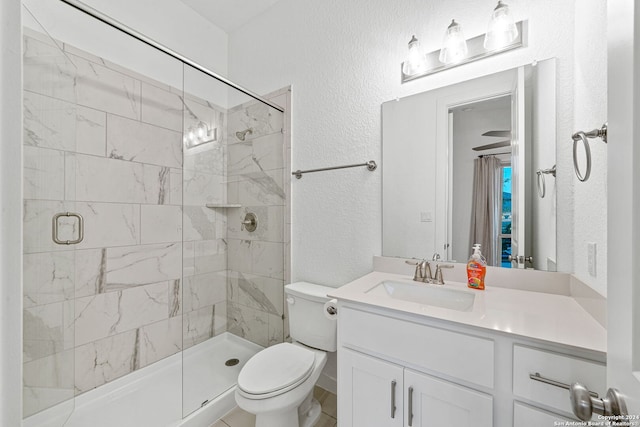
[254,393,321,427]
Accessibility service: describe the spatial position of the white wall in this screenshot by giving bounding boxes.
[0,1,23,425]
[573,0,608,296]
[228,0,581,287]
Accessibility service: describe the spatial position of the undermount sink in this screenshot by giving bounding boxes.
[366,280,476,312]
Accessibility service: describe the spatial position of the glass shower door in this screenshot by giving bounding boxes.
[22,8,78,425]
[181,64,286,418]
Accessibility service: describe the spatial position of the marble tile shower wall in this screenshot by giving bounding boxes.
[226,95,287,348]
[21,30,230,417]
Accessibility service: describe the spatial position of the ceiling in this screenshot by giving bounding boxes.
[179,0,283,33]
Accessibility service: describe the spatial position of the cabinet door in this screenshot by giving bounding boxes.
[404,369,493,427]
[338,348,404,427]
[513,402,573,427]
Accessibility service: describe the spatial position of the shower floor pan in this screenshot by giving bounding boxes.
[24,332,262,427]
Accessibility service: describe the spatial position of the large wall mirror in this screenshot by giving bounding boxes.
[382,59,558,271]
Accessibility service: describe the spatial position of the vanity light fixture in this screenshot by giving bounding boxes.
[439,20,468,65]
[484,1,518,50]
[184,121,217,148]
[402,35,428,77]
[400,5,526,83]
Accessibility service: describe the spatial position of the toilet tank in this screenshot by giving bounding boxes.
[285,282,337,352]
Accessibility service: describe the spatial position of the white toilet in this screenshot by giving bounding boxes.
[235,282,337,427]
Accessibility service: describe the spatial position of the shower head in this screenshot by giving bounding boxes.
[235,128,253,141]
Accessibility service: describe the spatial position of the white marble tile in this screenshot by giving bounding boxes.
[227,239,252,274]
[23,90,106,156]
[23,349,74,389]
[74,249,106,298]
[268,313,284,347]
[140,205,182,244]
[23,146,65,201]
[23,200,70,254]
[183,169,225,206]
[105,243,181,289]
[252,133,284,171]
[183,206,218,241]
[194,239,227,274]
[228,133,283,177]
[227,142,256,176]
[227,302,268,347]
[227,272,282,316]
[66,153,145,203]
[183,97,222,136]
[141,82,183,132]
[169,168,183,205]
[107,114,181,168]
[144,165,171,205]
[74,55,141,120]
[236,169,285,207]
[228,102,283,142]
[183,303,225,349]
[23,251,74,308]
[252,241,284,280]
[183,241,196,278]
[169,279,182,318]
[74,281,169,346]
[74,203,140,250]
[138,316,182,368]
[183,271,227,312]
[23,302,70,362]
[23,36,77,104]
[74,329,138,394]
[184,140,226,175]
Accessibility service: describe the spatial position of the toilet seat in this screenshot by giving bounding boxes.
[237,343,316,399]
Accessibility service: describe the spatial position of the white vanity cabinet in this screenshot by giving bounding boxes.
[340,349,404,427]
[337,303,606,427]
[339,348,493,427]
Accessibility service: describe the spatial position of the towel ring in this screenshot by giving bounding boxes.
[536,165,556,198]
[571,123,607,182]
[572,131,591,182]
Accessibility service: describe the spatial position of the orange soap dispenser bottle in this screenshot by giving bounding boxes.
[467,244,487,290]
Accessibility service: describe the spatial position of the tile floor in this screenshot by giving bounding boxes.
[211,386,337,427]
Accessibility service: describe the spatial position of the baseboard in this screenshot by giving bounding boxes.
[316,373,337,395]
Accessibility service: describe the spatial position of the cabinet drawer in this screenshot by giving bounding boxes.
[513,345,605,415]
[513,402,573,427]
[340,307,494,388]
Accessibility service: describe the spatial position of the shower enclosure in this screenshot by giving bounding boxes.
[21,2,288,426]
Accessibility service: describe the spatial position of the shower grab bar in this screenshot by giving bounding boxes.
[58,0,284,114]
[292,160,377,179]
[536,165,556,198]
[571,123,607,182]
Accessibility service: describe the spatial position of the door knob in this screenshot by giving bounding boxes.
[570,382,628,422]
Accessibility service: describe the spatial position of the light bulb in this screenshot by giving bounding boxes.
[196,122,207,140]
[401,35,427,77]
[484,1,518,50]
[439,20,468,64]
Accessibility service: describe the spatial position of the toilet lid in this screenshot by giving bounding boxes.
[238,343,315,396]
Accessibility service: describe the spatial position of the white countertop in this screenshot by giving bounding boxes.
[328,271,607,354]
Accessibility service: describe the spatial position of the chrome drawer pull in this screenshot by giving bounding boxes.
[408,386,414,426]
[390,380,397,418]
[529,372,598,398]
[52,212,84,245]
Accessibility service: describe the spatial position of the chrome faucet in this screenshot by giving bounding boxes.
[433,264,454,285]
[406,259,454,285]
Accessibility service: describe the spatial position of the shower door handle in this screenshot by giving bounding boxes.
[52,212,84,245]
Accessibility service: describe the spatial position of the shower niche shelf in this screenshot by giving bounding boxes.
[205,203,242,209]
